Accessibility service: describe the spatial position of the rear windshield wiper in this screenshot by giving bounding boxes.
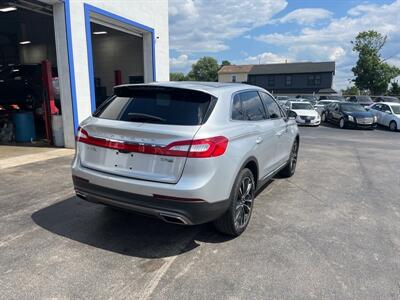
[127,113,166,123]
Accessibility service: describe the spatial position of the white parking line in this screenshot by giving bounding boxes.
[0,149,75,170]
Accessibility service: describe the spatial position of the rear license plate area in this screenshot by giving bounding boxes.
[111,151,135,171]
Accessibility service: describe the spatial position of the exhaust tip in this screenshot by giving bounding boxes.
[159,213,189,225]
[75,191,87,200]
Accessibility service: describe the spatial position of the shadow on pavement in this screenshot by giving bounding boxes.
[31,196,233,259]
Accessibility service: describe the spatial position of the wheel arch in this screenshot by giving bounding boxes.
[240,156,259,188]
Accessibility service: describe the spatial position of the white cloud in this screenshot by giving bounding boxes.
[254,0,400,89]
[169,0,287,52]
[169,54,197,72]
[271,8,333,25]
[241,52,291,64]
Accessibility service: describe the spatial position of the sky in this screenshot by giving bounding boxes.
[168,0,400,90]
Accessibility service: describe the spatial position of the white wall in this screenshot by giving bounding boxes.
[218,73,248,83]
[68,0,169,125]
[92,32,143,97]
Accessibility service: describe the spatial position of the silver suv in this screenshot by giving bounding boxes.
[72,82,299,236]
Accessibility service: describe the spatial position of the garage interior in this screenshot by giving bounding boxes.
[90,22,144,108]
[0,0,62,146]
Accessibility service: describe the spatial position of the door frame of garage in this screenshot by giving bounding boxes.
[83,4,156,113]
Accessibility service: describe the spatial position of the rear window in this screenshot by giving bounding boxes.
[94,87,215,125]
[357,96,373,103]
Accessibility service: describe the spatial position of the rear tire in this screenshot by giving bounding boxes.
[279,139,299,178]
[389,121,397,131]
[321,112,327,122]
[339,118,345,129]
[213,168,255,237]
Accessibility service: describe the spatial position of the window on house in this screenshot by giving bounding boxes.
[268,76,275,87]
[315,75,321,85]
[285,75,292,86]
[307,75,315,86]
[232,75,236,82]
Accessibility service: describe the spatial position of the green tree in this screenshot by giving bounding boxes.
[221,60,231,67]
[341,85,360,96]
[351,30,400,95]
[189,56,219,81]
[388,81,400,95]
[170,72,186,81]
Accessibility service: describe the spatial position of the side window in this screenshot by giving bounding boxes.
[239,91,267,121]
[259,92,282,119]
[232,75,236,83]
[382,104,390,112]
[232,94,243,120]
[348,97,356,102]
[372,104,382,111]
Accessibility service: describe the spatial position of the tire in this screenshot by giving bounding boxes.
[339,118,345,129]
[279,139,299,178]
[213,168,255,237]
[321,112,327,122]
[389,121,397,131]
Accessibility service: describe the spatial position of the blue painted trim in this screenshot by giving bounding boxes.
[64,0,79,133]
[83,3,156,112]
[84,5,96,112]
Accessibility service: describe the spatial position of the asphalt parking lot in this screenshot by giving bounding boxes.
[1,125,400,299]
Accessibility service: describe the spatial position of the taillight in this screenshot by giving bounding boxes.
[76,128,228,158]
[76,127,89,142]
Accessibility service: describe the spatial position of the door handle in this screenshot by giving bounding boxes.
[256,136,263,144]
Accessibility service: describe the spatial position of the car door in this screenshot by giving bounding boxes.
[234,91,279,178]
[329,103,339,122]
[259,92,291,169]
[370,104,383,124]
[380,104,392,126]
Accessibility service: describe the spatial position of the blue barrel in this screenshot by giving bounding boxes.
[12,111,36,142]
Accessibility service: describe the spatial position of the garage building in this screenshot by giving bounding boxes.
[0,0,169,148]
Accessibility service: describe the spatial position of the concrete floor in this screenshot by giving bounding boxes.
[0,125,400,299]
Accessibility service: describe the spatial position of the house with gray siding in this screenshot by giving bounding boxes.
[218,61,336,95]
[247,61,336,95]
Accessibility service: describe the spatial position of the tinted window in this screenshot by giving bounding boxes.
[292,103,314,110]
[95,87,213,125]
[239,91,266,121]
[340,103,366,112]
[232,94,243,120]
[260,92,282,119]
[357,96,373,103]
[372,104,382,111]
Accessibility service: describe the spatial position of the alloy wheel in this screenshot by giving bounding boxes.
[234,176,254,230]
[290,141,298,171]
[340,118,345,128]
[390,121,397,131]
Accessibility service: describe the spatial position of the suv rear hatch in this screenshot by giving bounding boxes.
[77,85,216,184]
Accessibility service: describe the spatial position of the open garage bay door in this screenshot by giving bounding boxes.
[86,8,154,109]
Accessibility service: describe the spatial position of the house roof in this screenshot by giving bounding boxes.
[249,61,335,75]
[218,65,253,74]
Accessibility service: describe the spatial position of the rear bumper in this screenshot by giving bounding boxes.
[73,176,230,225]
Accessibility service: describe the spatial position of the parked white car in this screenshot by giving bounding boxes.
[368,102,400,131]
[286,101,321,126]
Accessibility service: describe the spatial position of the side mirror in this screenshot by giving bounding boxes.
[365,107,370,111]
[385,110,392,114]
[287,110,297,119]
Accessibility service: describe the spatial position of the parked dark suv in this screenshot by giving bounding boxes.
[321,102,377,129]
[346,95,374,107]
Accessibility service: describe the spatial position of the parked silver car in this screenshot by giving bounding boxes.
[72,82,299,236]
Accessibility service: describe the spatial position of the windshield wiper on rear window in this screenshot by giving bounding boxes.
[127,113,166,123]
